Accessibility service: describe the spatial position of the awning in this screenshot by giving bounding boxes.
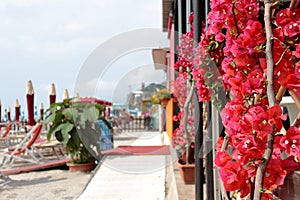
[72,97,112,106]
[162,0,173,32]
[152,48,169,71]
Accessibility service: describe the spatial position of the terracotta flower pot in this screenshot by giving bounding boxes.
[177,161,195,184]
[160,98,169,107]
[67,162,96,172]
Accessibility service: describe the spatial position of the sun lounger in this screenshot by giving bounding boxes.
[0,171,11,186]
[0,123,44,166]
[0,123,27,147]
[1,122,67,166]
[34,139,66,159]
[0,123,13,138]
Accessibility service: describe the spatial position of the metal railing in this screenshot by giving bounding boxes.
[121,116,155,132]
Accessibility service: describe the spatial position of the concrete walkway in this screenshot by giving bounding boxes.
[77,131,175,200]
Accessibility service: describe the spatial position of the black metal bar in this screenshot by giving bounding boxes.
[203,0,214,199]
[205,102,214,200]
[181,0,187,34]
[194,94,204,200]
[193,0,205,200]
[173,0,179,62]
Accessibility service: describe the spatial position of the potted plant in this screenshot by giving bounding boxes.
[168,12,197,184]
[172,111,195,184]
[172,73,196,184]
[151,89,172,105]
[45,98,110,172]
[152,88,172,135]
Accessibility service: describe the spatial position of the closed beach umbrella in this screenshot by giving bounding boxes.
[49,83,56,106]
[62,89,69,100]
[75,92,80,99]
[40,103,44,121]
[26,80,35,126]
[15,99,20,122]
[7,107,11,122]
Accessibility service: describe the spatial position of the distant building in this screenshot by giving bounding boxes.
[127,82,166,113]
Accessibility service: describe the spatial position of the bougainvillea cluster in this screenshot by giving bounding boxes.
[192,0,300,199]
[172,72,188,108]
[172,111,195,152]
[172,13,196,156]
[174,13,195,73]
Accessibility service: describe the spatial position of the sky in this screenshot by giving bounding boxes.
[0,0,168,118]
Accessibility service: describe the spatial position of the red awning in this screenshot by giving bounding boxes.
[72,97,112,106]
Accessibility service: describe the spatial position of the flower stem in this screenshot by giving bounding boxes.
[276,86,286,104]
[288,89,300,110]
[184,81,194,164]
[254,2,276,199]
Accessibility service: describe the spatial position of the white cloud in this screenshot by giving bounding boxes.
[63,22,89,33]
[0,0,165,111]
[0,0,42,8]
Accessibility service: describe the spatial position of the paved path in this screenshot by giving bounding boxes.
[78,131,170,200]
[78,155,166,200]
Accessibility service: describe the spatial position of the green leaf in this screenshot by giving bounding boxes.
[88,106,99,121]
[98,117,112,130]
[62,108,74,122]
[94,103,103,116]
[51,124,63,140]
[55,131,63,142]
[45,113,55,124]
[70,129,81,147]
[61,122,75,145]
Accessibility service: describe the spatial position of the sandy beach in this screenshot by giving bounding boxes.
[0,168,92,200]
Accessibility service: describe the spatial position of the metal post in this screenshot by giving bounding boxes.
[193,0,205,199]
[203,0,215,199]
[205,102,214,200]
[173,0,179,63]
[194,95,204,200]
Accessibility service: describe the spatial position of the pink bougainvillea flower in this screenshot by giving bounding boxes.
[280,126,300,156]
[273,27,285,41]
[215,32,225,42]
[221,99,247,136]
[174,57,193,72]
[244,77,263,95]
[173,115,180,122]
[284,21,300,38]
[282,74,300,89]
[261,193,275,200]
[219,160,239,187]
[275,8,300,37]
[199,0,300,197]
[228,75,244,98]
[192,67,211,102]
[234,135,265,165]
[276,8,294,27]
[243,20,266,47]
[264,159,287,190]
[172,73,187,108]
[280,156,300,174]
[219,160,250,198]
[215,151,232,167]
[236,0,259,20]
[215,136,224,152]
[246,106,273,137]
[266,104,286,132]
[293,43,300,58]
